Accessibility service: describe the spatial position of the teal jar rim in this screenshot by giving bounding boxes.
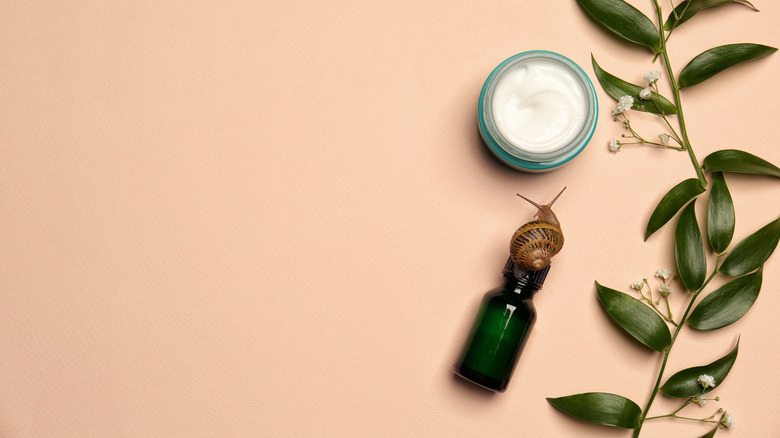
[478,51,598,172]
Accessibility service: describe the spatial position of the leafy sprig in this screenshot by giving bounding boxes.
[548,1,779,436]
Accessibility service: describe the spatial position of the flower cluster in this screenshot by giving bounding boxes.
[721,411,735,429]
[644,374,734,430]
[629,268,677,324]
[612,95,634,115]
[644,69,661,84]
[607,70,684,153]
[639,70,660,102]
[698,374,716,389]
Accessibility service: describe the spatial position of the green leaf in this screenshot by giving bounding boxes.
[697,425,719,438]
[688,268,762,330]
[679,43,777,88]
[707,172,735,254]
[591,56,677,115]
[720,217,780,276]
[596,282,671,352]
[703,149,780,178]
[646,178,706,241]
[546,392,641,429]
[676,200,707,292]
[664,0,758,30]
[660,340,739,398]
[577,0,661,53]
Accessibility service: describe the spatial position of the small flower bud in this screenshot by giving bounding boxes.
[655,268,671,280]
[698,374,716,389]
[720,411,735,429]
[644,70,662,84]
[612,95,634,115]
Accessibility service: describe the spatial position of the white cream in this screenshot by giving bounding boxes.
[491,58,588,154]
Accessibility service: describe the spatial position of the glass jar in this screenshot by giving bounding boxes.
[478,51,598,172]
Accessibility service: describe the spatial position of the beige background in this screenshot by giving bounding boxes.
[2,1,779,437]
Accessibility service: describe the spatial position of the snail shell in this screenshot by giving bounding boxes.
[510,187,566,271]
[510,220,564,271]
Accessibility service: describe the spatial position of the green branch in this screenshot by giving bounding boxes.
[653,0,708,189]
[633,256,722,437]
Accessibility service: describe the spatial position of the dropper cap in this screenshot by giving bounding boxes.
[502,257,551,294]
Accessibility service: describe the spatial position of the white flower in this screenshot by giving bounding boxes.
[639,87,652,100]
[698,374,716,389]
[644,70,662,84]
[612,95,634,115]
[658,133,670,145]
[655,268,672,280]
[609,139,621,152]
[659,284,673,297]
[720,411,735,429]
[631,280,644,290]
[692,396,707,406]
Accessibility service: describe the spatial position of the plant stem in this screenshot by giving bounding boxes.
[646,414,719,424]
[659,114,684,146]
[632,297,694,437]
[633,266,720,437]
[631,7,713,433]
[669,415,719,424]
[671,398,693,416]
[619,116,686,151]
[662,293,674,322]
[645,398,690,420]
[652,0,708,189]
[638,280,678,325]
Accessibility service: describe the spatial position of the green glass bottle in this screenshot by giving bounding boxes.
[454,259,550,392]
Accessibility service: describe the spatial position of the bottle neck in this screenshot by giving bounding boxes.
[501,257,550,297]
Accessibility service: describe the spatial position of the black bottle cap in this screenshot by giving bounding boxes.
[502,257,551,293]
[524,264,551,287]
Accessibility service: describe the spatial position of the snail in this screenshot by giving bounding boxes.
[510,187,566,271]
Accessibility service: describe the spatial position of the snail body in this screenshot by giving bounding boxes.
[510,187,566,271]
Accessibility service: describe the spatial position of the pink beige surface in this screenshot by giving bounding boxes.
[2,1,779,436]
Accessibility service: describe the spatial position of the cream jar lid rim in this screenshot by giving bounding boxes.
[478,50,598,171]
